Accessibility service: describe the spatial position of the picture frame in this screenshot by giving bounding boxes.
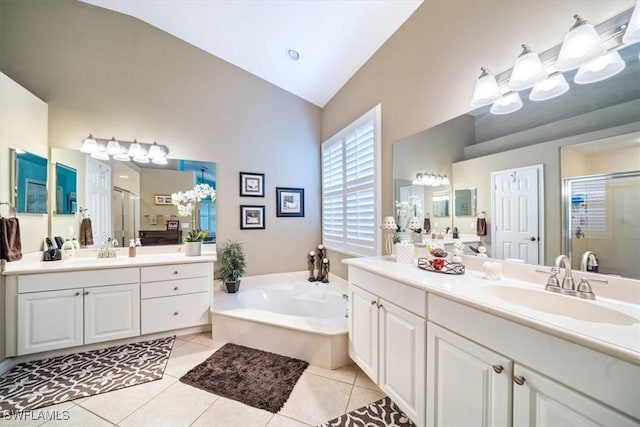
[154,194,173,205]
[166,220,180,231]
[239,172,265,197]
[276,187,304,217]
[240,205,265,229]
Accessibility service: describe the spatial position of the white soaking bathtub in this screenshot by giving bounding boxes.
[211,272,350,369]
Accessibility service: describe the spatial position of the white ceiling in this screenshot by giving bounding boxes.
[81,0,422,107]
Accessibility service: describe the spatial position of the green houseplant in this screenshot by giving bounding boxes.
[220,240,246,293]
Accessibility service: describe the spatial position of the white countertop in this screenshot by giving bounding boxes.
[343,256,640,364]
[1,251,216,275]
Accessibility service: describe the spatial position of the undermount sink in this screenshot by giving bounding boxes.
[485,285,639,326]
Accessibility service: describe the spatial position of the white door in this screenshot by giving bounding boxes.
[492,165,543,264]
[379,299,426,426]
[86,157,112,247]
[513,364,637,427]
[17,289,83,355]
[84,283,140,344]
[348,284,379,383]
[427,322,512,427]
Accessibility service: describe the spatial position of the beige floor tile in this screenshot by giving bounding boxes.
[346,385,386,413]
[354,368,379,391]
[163,341,215,378]
[305,364,357,384]
[188,332,225,349]
[119,381,218,427]
[42,405,113,426]
[266,414,312,427]
[77,375,177,423]
[0,402,74,427]
[279,372,352,426]
[191,397,272,427]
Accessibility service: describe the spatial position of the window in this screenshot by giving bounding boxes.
[322,104,381,256]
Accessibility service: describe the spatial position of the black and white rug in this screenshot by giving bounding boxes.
[0,336,175,416]
[319,397,416,427]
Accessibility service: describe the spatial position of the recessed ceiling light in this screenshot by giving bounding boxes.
[286,48,300,61]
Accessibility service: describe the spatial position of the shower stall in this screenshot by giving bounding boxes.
[113,187,139,247]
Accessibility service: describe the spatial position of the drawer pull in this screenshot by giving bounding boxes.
[378,303,383,309]
[173,287,179,291]
[514,375,526,386]
[84,291,89,296]
[173,271,179,275]
[492,364,504,374]
[370,300,377,306]
[173,311,179,316]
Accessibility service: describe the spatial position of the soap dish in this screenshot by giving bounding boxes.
[417,257,465,275]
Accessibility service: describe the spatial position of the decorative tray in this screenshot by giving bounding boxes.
[417,257,465,275]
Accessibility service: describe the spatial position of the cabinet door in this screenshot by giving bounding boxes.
[427,322,512,427]
[84,283,140,344]
[17,289,83,355]
[513,364,638,427]
[379,299,426,426]
[348,284,379,383]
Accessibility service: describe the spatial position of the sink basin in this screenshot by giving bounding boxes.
[485,285,639,326]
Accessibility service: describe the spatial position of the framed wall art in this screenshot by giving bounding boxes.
[239,172,265,197]
[276,187,304,217]
[240,205,265,229]
[154,194,173,205]
[166,219,180,231]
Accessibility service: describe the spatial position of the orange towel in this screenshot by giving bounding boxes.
[0,217,22,262]
[80,218,94,246]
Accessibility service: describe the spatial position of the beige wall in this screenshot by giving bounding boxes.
[1,0,322,277]
[321,0,634,274]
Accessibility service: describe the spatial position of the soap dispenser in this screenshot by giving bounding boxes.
[61,238,75,259]
[129,239,137,258]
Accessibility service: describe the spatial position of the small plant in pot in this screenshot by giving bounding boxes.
[220,240,246,293]
[183,229,207,256]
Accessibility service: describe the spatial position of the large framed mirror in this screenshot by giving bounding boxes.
[54,163,77,215]
[11,149,48,214]
[50,148,216,248]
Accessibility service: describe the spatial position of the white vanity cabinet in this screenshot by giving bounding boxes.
[15,268,140,355]
[140,263,212,334]
[348,267,426,426]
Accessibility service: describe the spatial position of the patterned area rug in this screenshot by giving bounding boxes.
[0,336,175,417]
[318,397,416,427]
[180,343,308,413]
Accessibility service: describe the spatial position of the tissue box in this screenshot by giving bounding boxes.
[395,242,415,264]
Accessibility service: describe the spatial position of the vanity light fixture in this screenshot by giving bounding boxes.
[490,92,523,115]
[412,173,449,187]
[508,44,547,91]
[622,1,640,44]
[470,68,502,108]
[574,50,626,84]
[79,135,169,164]
[555,15,607,72]
[80,134,98,154]
[529,73,570,101]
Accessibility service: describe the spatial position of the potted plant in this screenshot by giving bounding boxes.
[220,240,246,293]
[171,183,216,256]
[183,229,207,256]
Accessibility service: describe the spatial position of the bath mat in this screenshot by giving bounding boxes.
[0,336,175,417]
[318,397,416,427]
[180,343,308,413]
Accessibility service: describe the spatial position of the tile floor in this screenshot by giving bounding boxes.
[1,333,385,427]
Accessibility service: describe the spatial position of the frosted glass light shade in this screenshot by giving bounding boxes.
[105,137,121,155]
[508,45,547,91]
[530,74,570,101]
[490,92,523,115]
[113,153,131,162]
[127,140,143,157]
[555,16,606,71]
[151,157,168,165]
[90,149,109,161]
[80,135,97,154]
[575,51,626,84]
[470,68,502,108]
[147,142,165,160]
[623,1,640,45]
[133,155,150,164]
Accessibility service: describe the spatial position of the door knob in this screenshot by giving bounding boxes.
[525,236,537,241]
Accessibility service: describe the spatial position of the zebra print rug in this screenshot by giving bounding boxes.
[0,336,174,417]
[319,397,416,427]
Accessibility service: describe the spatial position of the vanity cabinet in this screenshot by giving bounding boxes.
[348,267,426,426]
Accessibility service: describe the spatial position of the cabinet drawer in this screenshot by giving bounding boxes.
[18,267,139,293]
[141,277,210,299]
[141,293,210,334]
[141,263,211,283]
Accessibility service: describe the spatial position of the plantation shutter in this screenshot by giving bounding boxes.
[322,105,380,256]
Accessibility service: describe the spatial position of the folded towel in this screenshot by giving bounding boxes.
[80,218,94,246]
[0,217,23,262]
[476,217,487,236]
[423,218,431,233]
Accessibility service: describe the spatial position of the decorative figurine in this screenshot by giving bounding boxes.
[307,251,316,282]
[319,258,330,283]
[381,216,397,256]
[316,244,327,274]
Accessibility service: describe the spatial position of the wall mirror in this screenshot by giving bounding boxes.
[11,149,48,214]
[454,188,476,217]
[54,163,77,215]
[432,190,450,217]
[49,148,216,247]
[393,41,639,279]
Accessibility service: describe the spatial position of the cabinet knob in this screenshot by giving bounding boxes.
[173,270,179,275]
[173,311,179,316]
[75,292,80,296]
[514,375,526,386]
[83,291,89,296]
[173,286,179,291]
[370,300,377,306]
[492,364,504,374]
[378,303,383,309]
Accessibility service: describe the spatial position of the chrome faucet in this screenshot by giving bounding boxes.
[550,255,576,296]
[97,237,118,258]
[580,251,598,272]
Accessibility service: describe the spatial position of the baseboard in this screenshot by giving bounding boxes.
[0,358,16,376]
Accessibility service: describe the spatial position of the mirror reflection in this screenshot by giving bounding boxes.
[50,148,216,247]
[454,188,476,217]
[11,149,48,214]
[54,163,77,215]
